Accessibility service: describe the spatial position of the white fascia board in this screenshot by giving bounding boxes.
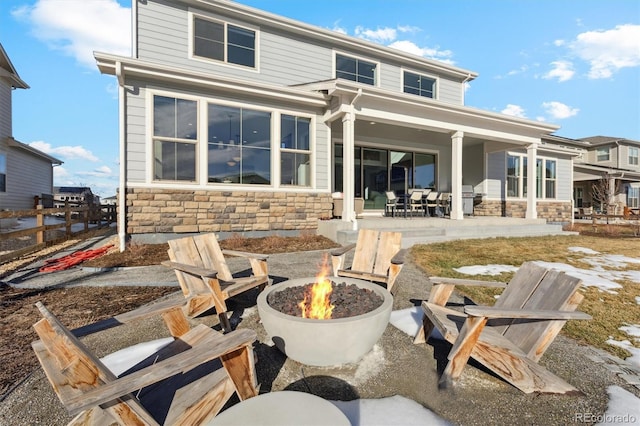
[94,52,329,108]
[190,0,476,81]
[5,137,63,164]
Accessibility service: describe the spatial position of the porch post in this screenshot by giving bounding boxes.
[450,131,464,220]
[526,143,538,219]
[341,108,356,225]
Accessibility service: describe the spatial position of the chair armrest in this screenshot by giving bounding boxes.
[71,294,186,338]
[430,276,507,288]
[464,306,592,320]
[221,249,269,261]
[64,327,257,415]
[330,243,356,257]
[162,260,218,278]
[391,248,407,265]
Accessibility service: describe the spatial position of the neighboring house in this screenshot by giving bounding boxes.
[0,43,62,211]
[53,186,99,208]
[95,0,575,242]
[547,135,640,214]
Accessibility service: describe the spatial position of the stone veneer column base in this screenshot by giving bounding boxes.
[473,199,572,221]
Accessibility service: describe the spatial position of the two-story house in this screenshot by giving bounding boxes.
[95,0,575,243]
[1,43,62,211]
[547,135,640,215]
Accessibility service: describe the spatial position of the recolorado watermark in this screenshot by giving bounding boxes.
[575,413,637,423]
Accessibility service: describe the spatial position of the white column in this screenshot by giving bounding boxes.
[450,131,464,220]
[341,109,356,225]
[526,143,538,219]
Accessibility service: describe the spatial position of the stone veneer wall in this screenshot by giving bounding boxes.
[125,188,333,235]
[473,200,572,221]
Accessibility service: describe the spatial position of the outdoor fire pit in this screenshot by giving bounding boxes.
[257,275,393,366]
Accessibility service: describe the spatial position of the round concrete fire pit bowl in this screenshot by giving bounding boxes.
[257,277,393,367]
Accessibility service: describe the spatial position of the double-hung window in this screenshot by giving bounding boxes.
[629,147,638,166]
[596,147,610,162]
[207,104,271,184]
[508,154,555,199]
[335,54,376,85]
[0,153,6,192]
[193,16,255,68]
[153,96,197,181]
[403,71,436,98]
[628,185,639,209]
[507,155,521,197]
[280,115,311,186]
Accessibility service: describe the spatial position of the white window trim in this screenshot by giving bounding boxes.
[400,67,439,99]
[277,112,315,188]
[188,10,260,73]
[506,152,557,200]
[147,92,201,184]
[628,146,639,166]
[146,89,316,191]
[333,49,380,87]
[596,147,610,162]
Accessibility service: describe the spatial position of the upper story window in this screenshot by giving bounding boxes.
[280,115,311,186]
[596,147,610,162]
[152,95,198,182]
[403,71,435,99]
[193,16,255,68]
[629,147,638,165]
[335,54,376,85]
[0,153,6,192]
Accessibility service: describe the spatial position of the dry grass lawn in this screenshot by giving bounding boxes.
[411,230,640,359]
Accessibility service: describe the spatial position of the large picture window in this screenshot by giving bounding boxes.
[335,54,376,85]
[153,96,197,181]
[207,104,271,184]
[403,71,435,99]
[193,16,255,68]
[280,115,311,186]
[508,154,555,199]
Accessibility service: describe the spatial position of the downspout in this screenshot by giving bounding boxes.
[116,61,127,251]
[461,73,473,103]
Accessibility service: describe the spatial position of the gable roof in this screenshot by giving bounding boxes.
[578,136,640,146]
[0,43,29,89]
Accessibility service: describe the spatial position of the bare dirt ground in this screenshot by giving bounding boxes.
[0,233,339,398]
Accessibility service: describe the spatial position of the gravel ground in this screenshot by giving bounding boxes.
[1,244,638,425]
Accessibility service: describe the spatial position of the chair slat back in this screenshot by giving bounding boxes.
[373,231,402,276]
[351,229,381,274]
[168,236,211,296]
[32,302,153,423]
[492,262,584,359]
[193,233,233,281]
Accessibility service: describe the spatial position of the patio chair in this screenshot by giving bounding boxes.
[330,229,406,295]
[407,190,425,217]
[425,191,439,216]
[437,192,450,216]
[162,233,269,332]
[414,261,591,394]
[385,191,399,217]
[31,300,258,425]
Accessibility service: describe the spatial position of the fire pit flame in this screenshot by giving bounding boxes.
[298,254,334,319]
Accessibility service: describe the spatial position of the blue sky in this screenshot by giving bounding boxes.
[2,0,639,198]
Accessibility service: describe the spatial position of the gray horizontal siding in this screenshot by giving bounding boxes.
[0,82,12,138]
[486,151,505,199]
[1,148,53,210]
[125,83,147,183]
[137,0,466,101]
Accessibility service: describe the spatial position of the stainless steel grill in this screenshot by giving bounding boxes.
[461,185,475,215]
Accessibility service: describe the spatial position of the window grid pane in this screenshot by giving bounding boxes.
[336,54,376,86]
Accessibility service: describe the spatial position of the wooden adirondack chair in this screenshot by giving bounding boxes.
[330,229,406,295]
[162,233,269,332]
[414,261,591,394]
[31,300,258,426]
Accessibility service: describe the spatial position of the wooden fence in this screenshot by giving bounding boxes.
[0,203,116,264]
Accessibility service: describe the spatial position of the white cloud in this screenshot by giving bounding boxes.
[568,24,640,79]
[542,101,579,119]
[12,0,131,69]
[388,40,454,64]
[501,104,527,118]
[29,141,98,162]
[53,165,69,179]
[330,21,347,35]
[355,26,397,43]
[78,166,113,177]
[543,60,575,82]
